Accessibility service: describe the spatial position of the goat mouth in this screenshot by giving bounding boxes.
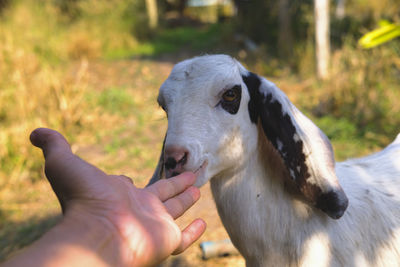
[194,161,207,174]
[193,160,208,186]
[165,161,208,179]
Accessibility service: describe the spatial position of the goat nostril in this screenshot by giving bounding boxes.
[165,157,177,170]
[164,147,189,173]
[179,152,188,165]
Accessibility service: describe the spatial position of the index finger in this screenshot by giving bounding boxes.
[145,172,196,202]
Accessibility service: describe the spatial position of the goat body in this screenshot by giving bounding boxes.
[211,132,400,266]
[149,55,400,266]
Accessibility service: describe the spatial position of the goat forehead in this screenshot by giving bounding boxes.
[160,55,241,98]
[171,55,237,77]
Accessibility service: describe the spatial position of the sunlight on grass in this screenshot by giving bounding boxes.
[93,87,137,116]
[104,25,223,59]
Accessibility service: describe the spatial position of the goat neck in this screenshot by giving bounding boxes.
[210,122,314,265]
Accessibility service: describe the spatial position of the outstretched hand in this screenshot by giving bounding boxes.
[4,128,206,267]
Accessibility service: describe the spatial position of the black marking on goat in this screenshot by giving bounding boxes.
[242,72,313,202]
[221,85,242,114]
[259,93,311,194]
[316,190,349,219]
[242,72,261,123]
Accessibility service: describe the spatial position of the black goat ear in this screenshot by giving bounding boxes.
[242,72,348,219]
[146,134,166,187]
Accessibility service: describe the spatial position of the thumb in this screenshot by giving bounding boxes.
[30,128,106,212]
[30,128,72,158]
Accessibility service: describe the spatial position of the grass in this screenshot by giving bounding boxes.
[92,87,137,116]
[0,57,168,260]
[0,215,60,260]
[0,1,170,255]
[104,24,224,59]
[311,115,383,160]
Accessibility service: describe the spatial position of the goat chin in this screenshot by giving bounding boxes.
[150,54,400,266]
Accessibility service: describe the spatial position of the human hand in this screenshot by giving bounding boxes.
[24,128,206,267]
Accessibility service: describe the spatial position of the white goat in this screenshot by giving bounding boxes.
[148,55,400,266]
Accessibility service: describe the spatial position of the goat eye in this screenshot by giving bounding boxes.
[222,89,238,102]
[220,85,242,114]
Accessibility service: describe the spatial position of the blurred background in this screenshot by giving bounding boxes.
[0,0,399,265]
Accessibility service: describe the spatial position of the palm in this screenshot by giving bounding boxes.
[30,128,206,266]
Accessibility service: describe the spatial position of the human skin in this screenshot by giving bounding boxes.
[2,128,206,267]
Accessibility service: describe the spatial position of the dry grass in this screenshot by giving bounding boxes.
[0,3,168,257]
[328,43,400,135]
[303,42,400,147]
[0,53,170,260]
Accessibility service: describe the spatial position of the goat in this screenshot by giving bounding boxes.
[148,55,400,266]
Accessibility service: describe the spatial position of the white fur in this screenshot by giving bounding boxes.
[157,55,400,266]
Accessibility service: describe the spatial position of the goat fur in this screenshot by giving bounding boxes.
[149,55,400,266]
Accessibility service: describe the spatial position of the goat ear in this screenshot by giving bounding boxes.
[146,134,166,187]
[242,72,348,219]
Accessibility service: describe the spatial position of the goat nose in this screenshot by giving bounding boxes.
[164,146,188,178]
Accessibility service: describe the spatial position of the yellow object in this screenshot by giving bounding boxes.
[358,20,400,49]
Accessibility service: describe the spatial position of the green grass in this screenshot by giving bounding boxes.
[95,87,137,116]
[0,215,60,261]
[104,24,223,59]
[311,115,383,160]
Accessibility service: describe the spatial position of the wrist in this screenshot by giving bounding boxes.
[55,205,130,267]
[3,206,129,267]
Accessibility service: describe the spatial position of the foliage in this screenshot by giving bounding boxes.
[0,0,9,14]
[233,0,313,59]
[291,38,400,148]
[328,42,399,138]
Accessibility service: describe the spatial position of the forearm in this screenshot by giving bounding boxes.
[2,215,125,267]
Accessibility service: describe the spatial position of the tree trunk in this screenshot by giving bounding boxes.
[314,0,330,80]
[146,0,158,29]
[278,0,293,59]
